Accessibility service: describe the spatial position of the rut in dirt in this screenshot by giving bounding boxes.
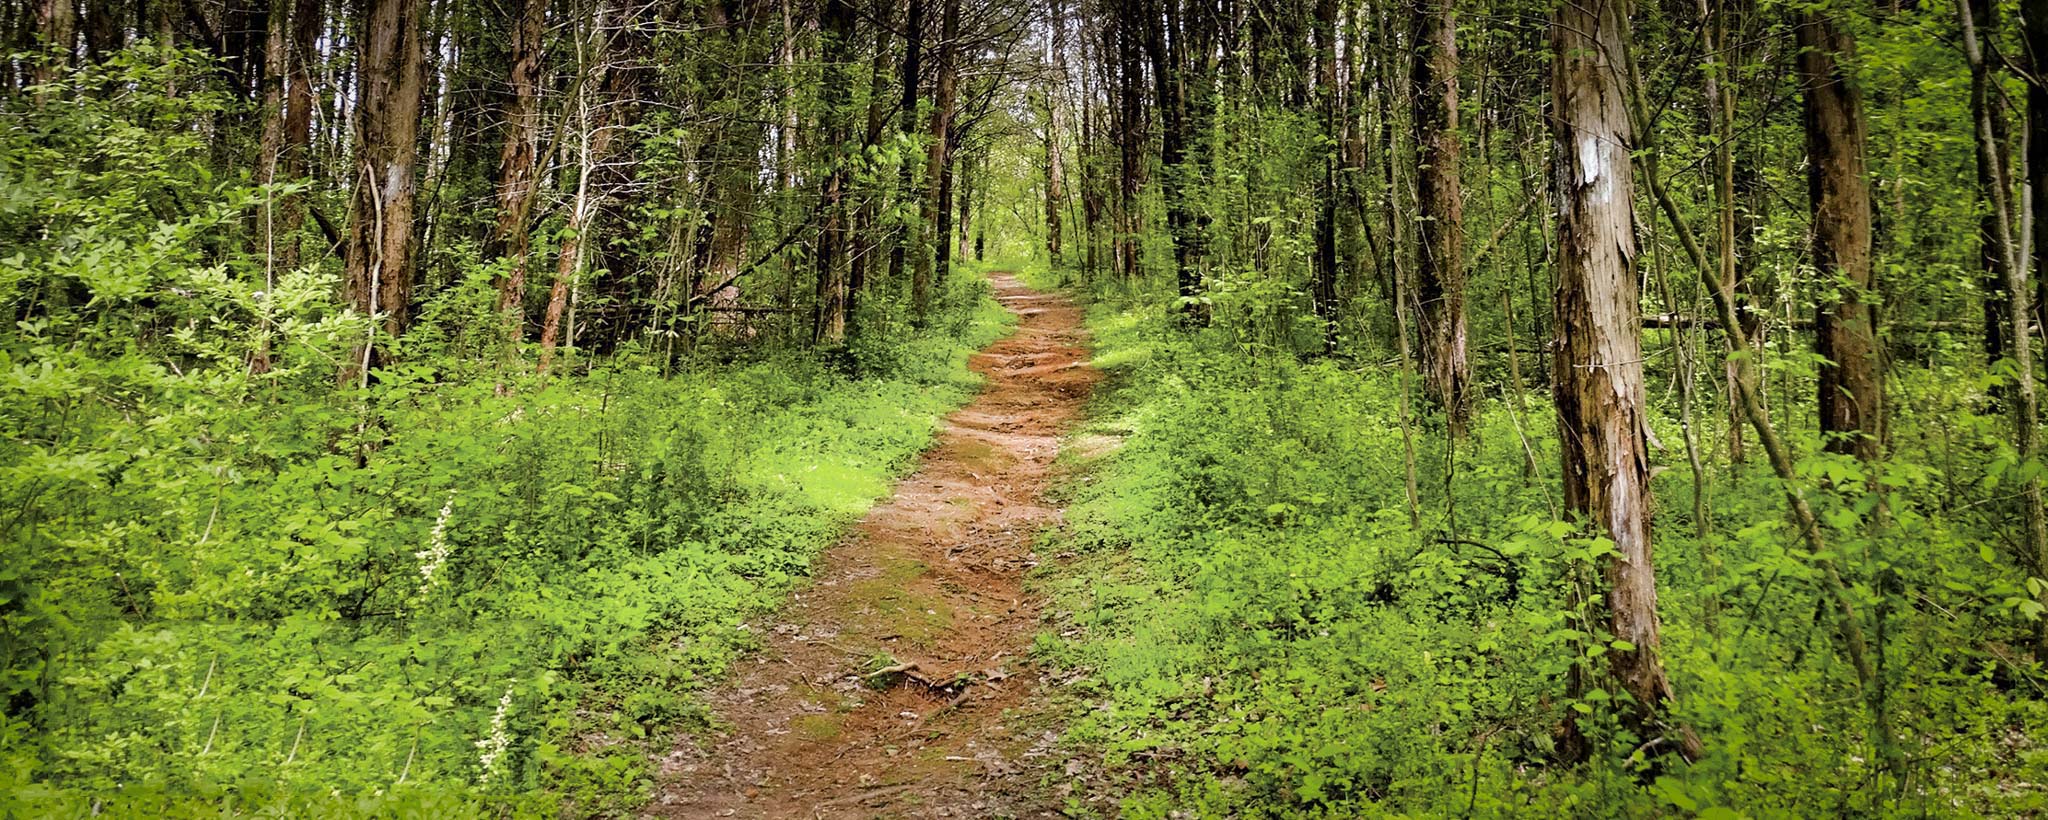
[648,273,1098,818]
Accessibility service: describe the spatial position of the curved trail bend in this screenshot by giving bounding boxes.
[651,273,1097,818]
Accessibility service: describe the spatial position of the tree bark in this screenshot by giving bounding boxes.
[281,0,319,262]
[1964,0,2048,657]
[84,0,123,61]
[813,0,858,346]
[1549,0,1681,758]
[1112,3,1144,283]
[486,0,549,346]
[912,0,959,325]
[341,0,424,383]
[1307,0,1339,350]
[32,0,76,87]
[2032,0,2048,331]
[884,0,926,301]
[1798,12,1882,463]
[846,0,898,342]
[1411,0,1468,433]
[1043,0,1068,269]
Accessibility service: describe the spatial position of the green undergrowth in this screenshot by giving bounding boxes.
[2,260,1011,814]
[1032,278,2047,817]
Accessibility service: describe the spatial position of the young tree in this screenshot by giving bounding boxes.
[1549,0,1683,757]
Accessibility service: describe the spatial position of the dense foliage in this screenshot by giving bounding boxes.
[1003,0,2048,812]
[7,0,2048,813]
[0,47,1014,813]
[1034,280,2044,815]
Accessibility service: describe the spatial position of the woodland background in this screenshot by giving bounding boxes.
[3,0,2047,814]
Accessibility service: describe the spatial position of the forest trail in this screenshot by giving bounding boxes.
[649,273,1098,818]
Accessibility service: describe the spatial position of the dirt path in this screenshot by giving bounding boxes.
[649,273,1097,818]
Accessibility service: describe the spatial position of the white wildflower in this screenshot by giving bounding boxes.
[414,491,457,595]
[474,682,516,785]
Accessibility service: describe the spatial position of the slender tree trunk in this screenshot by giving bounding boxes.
[912,0,958,325]
[1701,0,1750,465]
[1044,88,1067,267]
[2032,0,2048,330]
[1113,4,1143,283]
[885,0,925,300]
[1308,0,1339,350]
[1549,0,1685,759]
[2029,0,2048,654]
[1043,0,1068,269]
[1627,26,1899,771]
[1970,0,2016,366]
[486,0,548,346]
[956,147,975,260]
[281,0,318,265]
[541,8,624,375]
[846,0,896,342]
[812,0,858,346]
[1144,0,1207,321]
[1798,12,1882,464]
[1963,0,2048,657]
[1411,0,1468,433]
[256,0,289,241]
[341,0,425,384]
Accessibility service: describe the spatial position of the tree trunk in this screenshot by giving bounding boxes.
[912,0,958,325]
[282,0,319,263]
[885,0,925,301]
[2031,0,2048,326]
[1964,0,2048,657]
[846,0,897,342]
[84,0,123,62]
[1044,0,1068,269]
[1143,0,1208,321]
[486,0,548,346]
[33,0,76,87]
[1798,13,1881,463]
[1549,0,1680,758]
[2028,0,2048,654]
[812,0,857,346]
[1411,0,1468,433]
[341,0,424,384]
[1969,0,2015,365]
[1700,0,1751,465]
[1113,4,1144,283]
[2033,0,2048,330]
[541,6,629,375]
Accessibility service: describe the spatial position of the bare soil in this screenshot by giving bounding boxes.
[648,273,1099,818]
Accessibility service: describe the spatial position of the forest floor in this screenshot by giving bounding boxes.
[647,273,1099,818]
